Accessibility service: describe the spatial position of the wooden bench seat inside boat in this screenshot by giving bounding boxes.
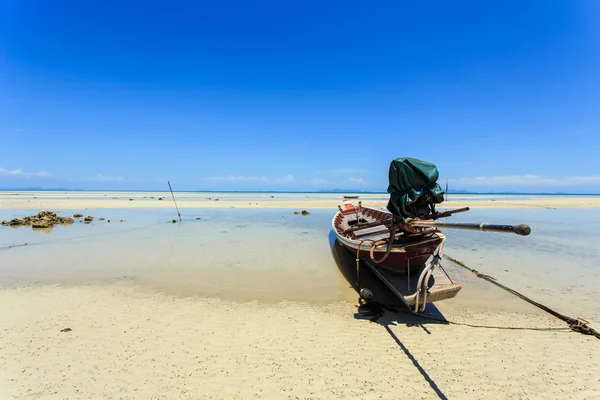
[353,225,391,238]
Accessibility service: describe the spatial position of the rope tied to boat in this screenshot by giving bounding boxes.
[355,238,380,291]
[368,220,396,264]
[445,255,600,339]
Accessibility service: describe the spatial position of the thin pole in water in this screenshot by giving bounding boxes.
[168,181,181,221]
[445,179,448,202]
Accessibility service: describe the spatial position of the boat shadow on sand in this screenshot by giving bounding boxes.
[329,230,450,400]
[328,229,449,331]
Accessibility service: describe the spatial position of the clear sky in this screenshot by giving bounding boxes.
[1,1,599,192]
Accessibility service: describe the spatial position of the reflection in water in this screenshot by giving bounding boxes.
[31,226,54,234]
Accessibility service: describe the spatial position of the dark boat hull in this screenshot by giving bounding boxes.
[343,235,443,274]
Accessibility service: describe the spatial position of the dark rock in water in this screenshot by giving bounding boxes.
[74,213,83,218]
[271,195,274,198]
[293,211,300,215]
[38,211,57,219]
[2,210,77,231]
[32,219,52,228]
[158,197,164,201]
[301,210,310,216]
[107,220,111,223]
[120,220,124,222]
[151,197,155,199]
[172,219,177,223]
[196,217,201,220]
[84,216,94,223]
[129,198,134,201]
[99,217,105,221]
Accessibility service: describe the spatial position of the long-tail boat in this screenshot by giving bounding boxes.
[331,157,531,312]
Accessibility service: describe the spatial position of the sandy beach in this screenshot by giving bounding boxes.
[1,191,599,210]
[1,193,599,399]
[1,285,598,400]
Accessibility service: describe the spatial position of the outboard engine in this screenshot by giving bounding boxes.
[386,157,445,220]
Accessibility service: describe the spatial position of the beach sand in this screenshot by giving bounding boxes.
[1,284,598,400]
[1,194,600,399]
[1,191,599,210]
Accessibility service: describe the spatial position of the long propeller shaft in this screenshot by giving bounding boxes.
[408,221,531,236]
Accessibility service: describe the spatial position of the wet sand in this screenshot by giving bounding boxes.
[1,191,599,210]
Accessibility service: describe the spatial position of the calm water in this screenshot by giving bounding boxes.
[1,207,599,321]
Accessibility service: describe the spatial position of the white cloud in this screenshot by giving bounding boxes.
[128,174,146,183]
[204,175,269,183]
[452,174,600,186]
[309,178,333,185]
[562,176,600,183]
[90,174,126,182]
[331,168,367,174]
[0,168,53,178]
[274,174,295,184]
[345,177,369,185]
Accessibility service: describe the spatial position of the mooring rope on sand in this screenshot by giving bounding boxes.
[359,300,572,332]
[442,255,600,339]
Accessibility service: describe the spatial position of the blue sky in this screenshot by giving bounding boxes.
[1,1,599,192]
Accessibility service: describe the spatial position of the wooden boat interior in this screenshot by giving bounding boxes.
[332,200,461,311]
[333,202,433,244]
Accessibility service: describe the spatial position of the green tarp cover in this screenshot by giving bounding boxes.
[386,157,445,219]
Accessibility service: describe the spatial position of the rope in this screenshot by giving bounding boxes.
[444,255,600,339]
[417,313,570,332]
[357,302,570,332]
[356,238,379,289]
[438,263,454,284]
[369,220,396,264]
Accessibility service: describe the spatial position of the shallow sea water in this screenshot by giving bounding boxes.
[1,207,599,321]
